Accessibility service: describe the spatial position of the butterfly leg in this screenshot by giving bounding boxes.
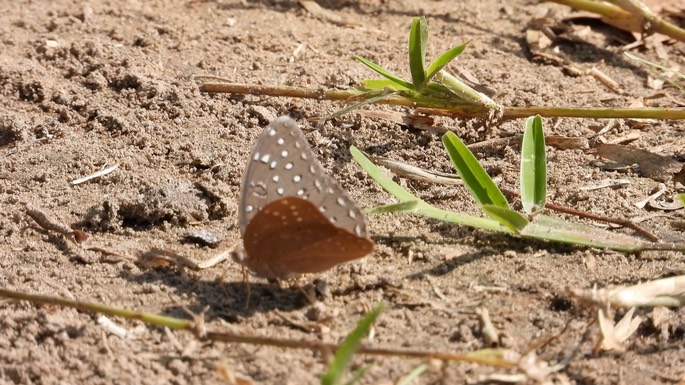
[241,265,252,309]
[284,276,317,304]
[295,284,316,305]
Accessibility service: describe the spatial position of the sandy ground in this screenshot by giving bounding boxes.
[2,0,685,384]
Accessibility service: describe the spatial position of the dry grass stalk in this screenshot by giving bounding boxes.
[569,275,685,308]
[476,307,501,347]
[71,163,118,185]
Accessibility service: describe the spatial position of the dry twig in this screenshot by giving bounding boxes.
[25,204,88,244]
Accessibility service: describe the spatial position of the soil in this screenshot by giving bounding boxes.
[2,1,685,384]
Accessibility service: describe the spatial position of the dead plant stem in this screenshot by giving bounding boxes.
[0,288,515,368]
[199,82,685,120]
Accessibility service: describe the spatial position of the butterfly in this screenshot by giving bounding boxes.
[232,116,374,279]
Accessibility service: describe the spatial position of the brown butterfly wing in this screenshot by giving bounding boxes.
[277,229,374,274]
[242,197,373,278]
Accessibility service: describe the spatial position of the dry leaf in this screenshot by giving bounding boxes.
[598,308,642,352]
[597,144,682,182]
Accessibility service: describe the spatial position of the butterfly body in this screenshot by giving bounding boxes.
[235,116,373,279]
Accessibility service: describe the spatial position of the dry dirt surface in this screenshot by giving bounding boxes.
[2,0,685,384]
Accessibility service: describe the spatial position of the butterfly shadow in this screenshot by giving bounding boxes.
[119,268,313,322]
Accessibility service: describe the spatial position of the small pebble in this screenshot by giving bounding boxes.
[183,228,224,247]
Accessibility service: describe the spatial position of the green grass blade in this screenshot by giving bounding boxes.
[354,56,414,90]
[412,204,510,232]
[359,79,409,91]
[367,200,419,214]
[351,146,509,232]
[330,89,398,119]
[481,205,529,233]
[441,132,510,210]
[397,364,428,385]
[321,303,385,385]
[522,215,645,251]
[679,193,685,208]
[434,71,498,109]
[625,52,685,94]
[424,82,460,98]
[408,17,427,88]
[520,115,547,214]
[350,146,654,252]
[350,147,419,202]
[625,52,685,81]
[425,41,469,83]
